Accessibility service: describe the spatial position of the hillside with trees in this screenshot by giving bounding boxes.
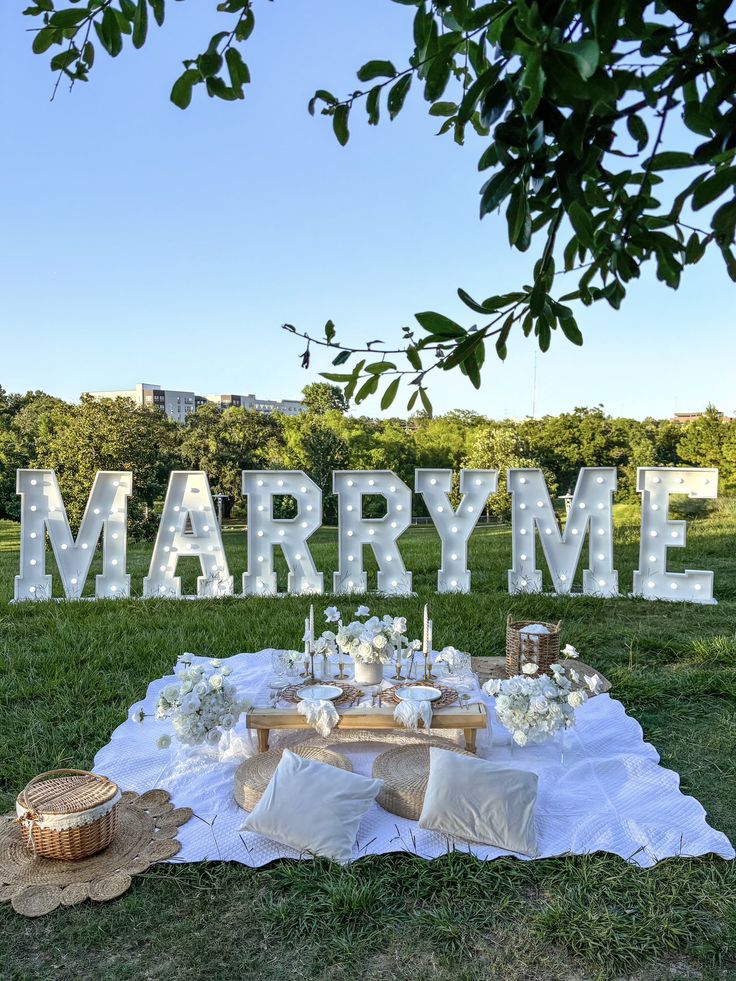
[0,384,732,536]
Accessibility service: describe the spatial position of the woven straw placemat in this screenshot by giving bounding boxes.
[279,680,362,707]
[233,743,353,812]
[381,683,459,709]
[0,789,192,917]
[372,739,474,821]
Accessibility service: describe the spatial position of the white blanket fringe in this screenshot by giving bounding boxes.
[393,699,432,731]
[297,699,339,737]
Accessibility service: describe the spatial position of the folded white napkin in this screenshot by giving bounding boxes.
[297,699,339,737]
[393,698,432,731]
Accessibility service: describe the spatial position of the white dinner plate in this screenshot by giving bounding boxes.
[395,685,442,702]
[297,684,343,701]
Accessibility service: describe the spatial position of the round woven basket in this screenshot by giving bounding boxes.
[372,740,474,820]
[506,616,561,677]
[15,770,120,862]
[233,743,353,812]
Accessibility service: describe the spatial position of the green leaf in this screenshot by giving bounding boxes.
[380,377,400,410]
[132,0,148,50]
[199,50,223,78]
[506,185,531,251]
[536,315,551,352]
[407,390,419,412]
[150,0,165,27]
[324,320,336,343]
[419,388,433,416]
[563,38,599,80]
[49,9,88,27]
[365,362,396,375]
[225,47,250,95]
[308,89,337,116]
[414,311,465,339]
[568,202,595,249]
[51,46,81,71]
[320,372,353,383]
[441,331,485,371]
[559,316,583,345]
[479,162,522,217]
[649,152,697,171]
[333,104,349,146]
[354,374,380,404]
[478,80,509,129]
[366,85,381,125]
[332,350,351,366]
[712,198,736,239]
[429,101,456,117]
[170,69,198,110]
[626,114,648,151]
[406,346,422,371]
[692,167,736,210]
[357,59,396,82]
[457,288,491,314]
[32,27,60,54]
[387,74,412,120]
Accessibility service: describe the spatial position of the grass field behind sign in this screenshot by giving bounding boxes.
[0,501,735,980]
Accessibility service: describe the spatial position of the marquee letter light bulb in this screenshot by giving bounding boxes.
[333,471,412,595]
[415,468,497,592]
[242,470,323,596]
[14,469,132,601]
[143,471,234,599]
[507,467,618,597]
[632,467,717,604]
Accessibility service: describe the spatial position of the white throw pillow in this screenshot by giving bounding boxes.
[243,749,382,864]
[418,748,538,856]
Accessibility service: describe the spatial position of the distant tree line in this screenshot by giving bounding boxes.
[0,382,733,539]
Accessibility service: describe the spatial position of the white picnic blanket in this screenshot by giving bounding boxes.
[94,650,734,868]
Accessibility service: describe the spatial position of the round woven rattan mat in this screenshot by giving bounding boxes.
[372,739,474,821]
[233,743,353,812]
[0,789,192,917]
[381,683,459,709]
[279,680,361,707]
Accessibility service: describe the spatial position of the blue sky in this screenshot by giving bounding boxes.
[1,1,733,420]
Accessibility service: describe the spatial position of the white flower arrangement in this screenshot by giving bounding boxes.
[483,662,600,747]
[319,606,420,665]
[434,645,470,675]
[132,656,252,748]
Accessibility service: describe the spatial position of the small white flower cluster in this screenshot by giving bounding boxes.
[148,656,251,749]
[434,646,469,674]
[483,662,601,747]
[321,606,422,665]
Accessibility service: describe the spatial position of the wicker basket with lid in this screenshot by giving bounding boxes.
[506,616,562,677]
[15,769,121,861]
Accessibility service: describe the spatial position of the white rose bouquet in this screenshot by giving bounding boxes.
[323,606,420,664]
[483,663,600,746]
[140,656,251,748]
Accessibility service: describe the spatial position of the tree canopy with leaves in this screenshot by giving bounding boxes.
[24,0,736,412]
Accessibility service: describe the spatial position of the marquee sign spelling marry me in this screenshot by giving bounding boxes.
[12,466,719,605]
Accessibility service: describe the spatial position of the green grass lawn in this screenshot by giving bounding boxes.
[1,501,735,980]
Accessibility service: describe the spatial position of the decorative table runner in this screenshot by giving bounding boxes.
[93,650,734,869]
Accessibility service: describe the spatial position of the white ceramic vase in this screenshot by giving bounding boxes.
[353,660,384,686]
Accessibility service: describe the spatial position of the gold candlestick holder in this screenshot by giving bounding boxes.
[334,656,347,680]
[423,649,436,682]
[389,646,405,682]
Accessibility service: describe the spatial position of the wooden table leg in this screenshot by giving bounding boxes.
[257,728,270,753]
[464,728,477,754]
